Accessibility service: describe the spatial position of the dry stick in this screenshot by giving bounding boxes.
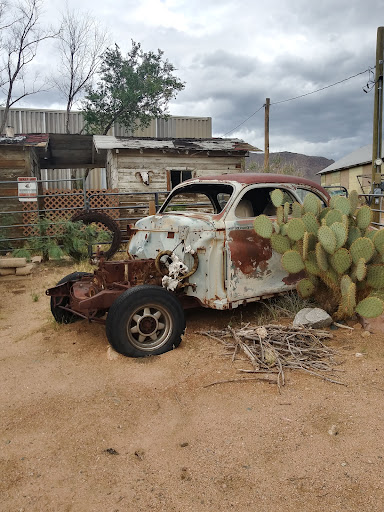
[203,376,277,388]
[333,322,354,330]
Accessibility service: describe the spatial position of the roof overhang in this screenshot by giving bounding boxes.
[40,134,105,169]
[93,135,260,154]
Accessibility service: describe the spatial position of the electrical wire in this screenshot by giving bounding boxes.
[271,68,373,105]
[224,67,374,136]
[223,104,265,136]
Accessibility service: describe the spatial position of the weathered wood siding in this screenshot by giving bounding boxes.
[0,146,39,243]
[108,150,244,193]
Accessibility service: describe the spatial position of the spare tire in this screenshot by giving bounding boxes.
[70,211,122,260]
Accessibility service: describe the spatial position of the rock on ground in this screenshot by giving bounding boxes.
[293,307,333,329]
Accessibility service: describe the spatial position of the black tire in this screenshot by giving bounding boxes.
[106,285,185,357]
[70,211,122,260]
[50,272,92,324]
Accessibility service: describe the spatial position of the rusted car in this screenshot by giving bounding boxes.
[46,174,330,357]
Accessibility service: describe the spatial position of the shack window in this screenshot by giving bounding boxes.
[170,170,192,189]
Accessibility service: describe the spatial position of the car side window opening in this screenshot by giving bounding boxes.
[295,188,327,207]
[235,187,296,218]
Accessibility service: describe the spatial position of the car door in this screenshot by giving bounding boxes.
[224,185,300,303]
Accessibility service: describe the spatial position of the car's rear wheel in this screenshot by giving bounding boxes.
[50,272,92,324]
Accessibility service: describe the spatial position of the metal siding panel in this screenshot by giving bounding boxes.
[1,108,212,138]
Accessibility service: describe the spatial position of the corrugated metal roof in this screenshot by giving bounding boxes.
[93,136,259,152]
[318,143,381,174]
[0,133,49,147]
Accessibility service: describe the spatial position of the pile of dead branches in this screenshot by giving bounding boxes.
[200,324,344,389]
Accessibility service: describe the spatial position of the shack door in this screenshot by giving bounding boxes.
[225,185,298,303]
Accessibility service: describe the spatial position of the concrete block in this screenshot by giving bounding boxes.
[0,268,16,276]
[0,257,27,268]
[15,263,35,276]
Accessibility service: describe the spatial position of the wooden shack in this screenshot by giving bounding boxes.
[93,136,259,194]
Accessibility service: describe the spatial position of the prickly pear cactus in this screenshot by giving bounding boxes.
[253,189,384,320]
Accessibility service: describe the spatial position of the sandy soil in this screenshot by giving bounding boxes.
[1,262,384,512]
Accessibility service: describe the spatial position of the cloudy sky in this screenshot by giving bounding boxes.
[6,0,384,161]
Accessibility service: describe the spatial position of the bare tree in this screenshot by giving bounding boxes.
[0,0,57,133]
[53,7,108,133]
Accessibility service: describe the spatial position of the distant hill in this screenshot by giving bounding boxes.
[245,151,334,184]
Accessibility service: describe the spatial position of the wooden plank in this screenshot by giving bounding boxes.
[0,160,25,169]
[0,188,18,197]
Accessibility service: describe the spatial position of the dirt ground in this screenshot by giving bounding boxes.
[1,262,384,512]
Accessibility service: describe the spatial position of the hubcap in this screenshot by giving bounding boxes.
[127,305,172,351]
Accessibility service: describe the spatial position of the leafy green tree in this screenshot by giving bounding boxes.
[82,41,185,135]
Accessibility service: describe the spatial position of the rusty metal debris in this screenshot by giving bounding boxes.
[200,324,344,390]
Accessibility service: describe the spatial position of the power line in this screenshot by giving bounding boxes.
[271,68,373,105]
[224,67,373,136]
[223,104,264,136]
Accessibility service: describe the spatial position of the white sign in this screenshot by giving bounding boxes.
[17,177,37,202]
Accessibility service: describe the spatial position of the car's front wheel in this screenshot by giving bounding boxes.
[106,285,185,357]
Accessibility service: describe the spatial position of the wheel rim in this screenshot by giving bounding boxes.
[126,304,173,351]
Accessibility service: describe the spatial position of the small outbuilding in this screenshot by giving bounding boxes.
[317,143,383,194]
[93,136,259,193]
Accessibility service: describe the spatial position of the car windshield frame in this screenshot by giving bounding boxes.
[159,183,235,215]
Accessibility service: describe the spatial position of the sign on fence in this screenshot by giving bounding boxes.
[17,177,37,202]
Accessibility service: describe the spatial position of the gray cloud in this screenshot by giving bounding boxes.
[5,0,384,162]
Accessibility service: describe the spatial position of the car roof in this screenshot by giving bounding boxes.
[189,173,329,198]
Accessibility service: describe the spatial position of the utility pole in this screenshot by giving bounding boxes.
[264,98,270,170]
[371,27,384,223]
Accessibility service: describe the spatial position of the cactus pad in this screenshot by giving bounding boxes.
[330,248,352,274]
[319,207,331,221]
[305,251,321,276]
[281,250,305,273]
[325,209,343,226]
[286,218,306,241]
[350,237,375,264]
[303,193,321,215]
[302,212,319,235]
[277,205,284,225]
[366,264,384,289]
[342,282,356,317]
[302,231,309,260]
[347,226,362,246]
[292,202,303,218]
[334,196,351,216]
[356,206,373,230]
[297,278,315,298]
[315,242,329,272]
[355,296,384,318]
[330,222,348,249]
[318,225,337,254]
[271,189,284,207]
[270,233,291,254]
[355,258,367,282]
[254,215,273,239]
[349,190,359,214]
[341,275,353,296]
[373,229,384,254]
